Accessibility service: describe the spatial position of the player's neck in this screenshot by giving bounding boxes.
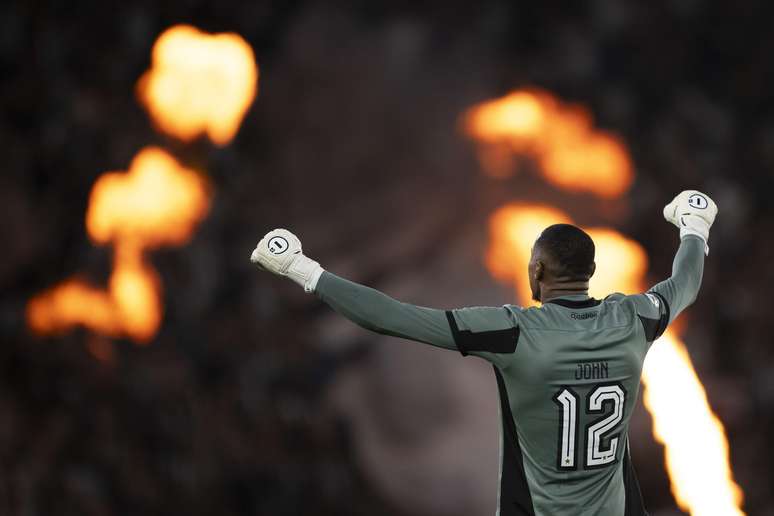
[540,282,590,303]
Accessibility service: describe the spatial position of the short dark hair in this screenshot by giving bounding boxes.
[535,224,595,279]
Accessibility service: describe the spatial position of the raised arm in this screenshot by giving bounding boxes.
[630,190,717,339]
[249,229,519,367]
[248,229,455,349]
[314,271,455,349]
[648,235,705,324]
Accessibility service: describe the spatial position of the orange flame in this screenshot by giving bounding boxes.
[27,147,210,343]
[484,203,570,303]
[463,90,633,198]
[584,228,648,298]
[642,332,745,514]
[137,25,258,146]
[484,203,744,515]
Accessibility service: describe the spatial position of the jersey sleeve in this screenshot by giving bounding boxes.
[629,234,705,345]
[315,272,520,364]
[647,235,705,325]
[315,271,457,350]
[627,292,670,344]
[445,306,520,368]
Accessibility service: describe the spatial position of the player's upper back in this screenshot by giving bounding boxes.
[506,293,663,382]
[495,293,667,515]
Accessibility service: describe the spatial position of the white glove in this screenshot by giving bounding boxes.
[250,228,324,293]
[663,190,718,255]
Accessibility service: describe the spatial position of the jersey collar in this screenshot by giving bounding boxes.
[544,296,601,309]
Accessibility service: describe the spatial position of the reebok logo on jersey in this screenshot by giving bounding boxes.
[570,312,597,320]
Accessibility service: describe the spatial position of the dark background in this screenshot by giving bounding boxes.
[2,1,773,514]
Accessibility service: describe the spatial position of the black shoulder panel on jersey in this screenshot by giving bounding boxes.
[445,311,519,357]
[493,366,536,516]
[637,315,661,342]
[650,291,670,331]
[638,292,670,342]
[623,442,649,516]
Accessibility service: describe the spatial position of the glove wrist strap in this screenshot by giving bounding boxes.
[286,255,325,293]
[305,265,325,293]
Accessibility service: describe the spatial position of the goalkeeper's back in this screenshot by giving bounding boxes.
[453,292,668,515]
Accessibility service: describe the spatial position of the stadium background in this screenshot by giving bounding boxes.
[3,1,773,514]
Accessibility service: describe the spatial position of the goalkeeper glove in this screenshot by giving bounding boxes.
[663,190,718,255]
[250,228,324,293]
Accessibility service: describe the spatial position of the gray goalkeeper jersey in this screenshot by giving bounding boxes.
[315,236,705,516]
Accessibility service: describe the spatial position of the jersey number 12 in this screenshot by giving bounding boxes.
[552,384,626,470]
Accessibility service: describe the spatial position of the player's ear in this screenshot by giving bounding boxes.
[534,260,544,281]
[588,261,596,278]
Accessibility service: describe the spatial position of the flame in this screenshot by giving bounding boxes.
[485,204,570,303]
[27,280,121,337]
[584,228,648,298]
[29,23,256,344]
[484,203,744,515]
[27,147,210,343]
[642,333,745,515]
[86,147,210,247]
[137,25,258,146]
[463,90,633,198]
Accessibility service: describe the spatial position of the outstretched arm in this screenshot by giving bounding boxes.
[249,229,519,367]
[247,228,456,349]
[314,271,456,349]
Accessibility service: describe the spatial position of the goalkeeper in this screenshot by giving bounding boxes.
[250,190,716,516]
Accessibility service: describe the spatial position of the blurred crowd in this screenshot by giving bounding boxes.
[2,1,773,515]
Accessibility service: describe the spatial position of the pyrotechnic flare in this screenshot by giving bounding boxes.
[463,89,633,198]
[29,22,259,345]
[27,147,210,343]
[137,24,259,145]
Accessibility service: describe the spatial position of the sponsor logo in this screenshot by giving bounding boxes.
[268,236,289,254]
[571,312,597,320]
[646,293,660,309]
[687,193,708,209]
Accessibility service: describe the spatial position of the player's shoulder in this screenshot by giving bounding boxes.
[450,304,520,332]
[603,292,627,303]
[502,303,556,327]
[501,303,551,326]
[599,293,669,335]
[502,303,526,314]
[503,303,540,320]
[616,292,665,318]
[610,292,670,342]
[600,292,635,312]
